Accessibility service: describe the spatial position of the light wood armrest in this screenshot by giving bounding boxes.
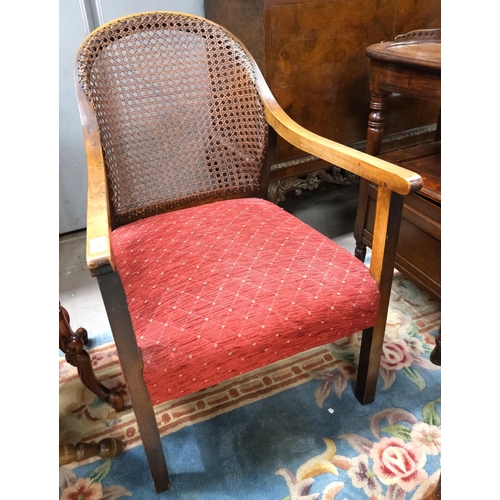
[75,82,113,275]
[253,64,422,196]
[252,62,423,286]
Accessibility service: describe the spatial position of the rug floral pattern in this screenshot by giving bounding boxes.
[59,274,441,499]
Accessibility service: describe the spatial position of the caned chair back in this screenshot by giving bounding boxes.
[75,12,270,227]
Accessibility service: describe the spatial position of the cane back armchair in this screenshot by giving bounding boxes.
[74,11,422,493]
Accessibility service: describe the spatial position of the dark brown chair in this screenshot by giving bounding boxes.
[74,11,422,493]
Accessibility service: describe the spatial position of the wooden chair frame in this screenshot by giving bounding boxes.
[75,12,422,494]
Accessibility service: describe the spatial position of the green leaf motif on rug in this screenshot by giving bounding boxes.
[89,458,112,483]
[407,322,420,338]
[402,366,426,391]
[423,398,441,426]
[380,424,412,441]
[333,351,356,365]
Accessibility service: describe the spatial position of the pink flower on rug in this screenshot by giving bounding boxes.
[370,436,428,492]
[60,477,102,500]
[59,466,132,500]
[410,422,441,456]
[380,340,413,371]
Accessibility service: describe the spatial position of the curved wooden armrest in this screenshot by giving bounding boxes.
[252,62,422,286]
[253,62,423,286]
[75,77,113,275]
[253,64,422,197]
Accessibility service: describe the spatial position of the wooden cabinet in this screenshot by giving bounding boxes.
[358,142,441,299]
[204,0,441,202]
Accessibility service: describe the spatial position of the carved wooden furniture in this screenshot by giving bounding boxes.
[74,12,423,493]
[59,303,124,411]
[59,304,125,466]
[354,29,441,300]
[59,438,124,466]
[204,0,441,202]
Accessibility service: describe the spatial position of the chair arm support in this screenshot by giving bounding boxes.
[253,66,423,197]
[75,81,114,275]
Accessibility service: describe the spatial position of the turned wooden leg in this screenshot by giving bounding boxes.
[59,438,124,465]
[353,179,369,263]
[355,242,367,262]
[59,303,124,412]
[366,92,389,156]
[430,328,441,366]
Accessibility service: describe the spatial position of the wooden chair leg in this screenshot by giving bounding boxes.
[96,268,172,494]
[59,438,124,466]
[356,320,388,405]
[430,327,441,366]
[353,178,370,263]
[355,191,404,405]
[59,303,124,412]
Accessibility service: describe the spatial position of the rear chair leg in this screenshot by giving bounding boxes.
[96,267,172,493]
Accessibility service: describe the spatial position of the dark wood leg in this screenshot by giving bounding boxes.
[96,268,172,494]
[353,180,369,263]
[355,192,404,405]
[59,303,124,412]
[430,327,441,366]
[353,91,389,265]
[59,438,124,465]
[366,92,388,156]
[434,111,441,142]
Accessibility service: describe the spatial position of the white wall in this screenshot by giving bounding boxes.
[59,0,205,234]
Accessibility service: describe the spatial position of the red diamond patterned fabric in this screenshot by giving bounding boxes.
[110,198,380,404]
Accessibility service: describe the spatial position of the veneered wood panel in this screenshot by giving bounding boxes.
[205,0,441,167]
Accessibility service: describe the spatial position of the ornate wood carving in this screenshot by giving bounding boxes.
[268,167,359,204]
[394,29,441,43]
[268,124,436,204]
[59,303,124,411]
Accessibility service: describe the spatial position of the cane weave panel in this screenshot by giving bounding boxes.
[110,198,381,405]
[76,12,268,226]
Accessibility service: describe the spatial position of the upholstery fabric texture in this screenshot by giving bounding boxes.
[110,198,380,404]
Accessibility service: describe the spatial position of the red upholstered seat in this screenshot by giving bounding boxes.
[111,198,380,404]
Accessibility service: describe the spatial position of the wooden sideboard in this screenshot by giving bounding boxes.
[204,0,441,202]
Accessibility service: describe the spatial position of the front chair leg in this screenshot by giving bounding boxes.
[355,324,385,405]
[96,268,172,494]
[355,190,404,405]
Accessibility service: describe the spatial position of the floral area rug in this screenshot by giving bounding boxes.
[59,273,441,500]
